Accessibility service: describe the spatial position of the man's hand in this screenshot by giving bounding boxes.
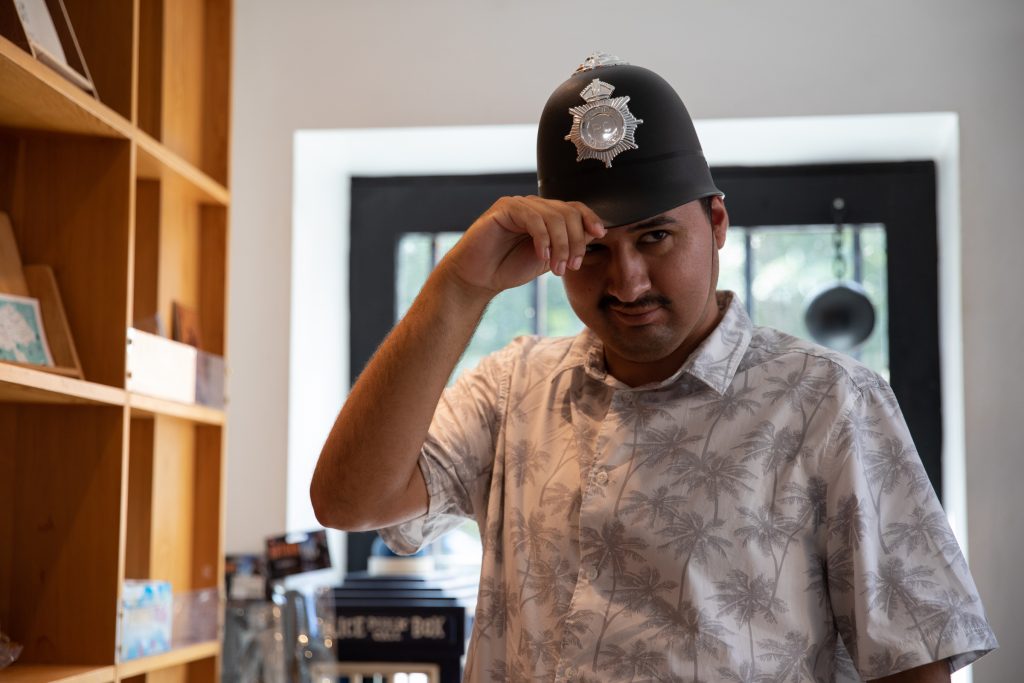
[442,196,606,295]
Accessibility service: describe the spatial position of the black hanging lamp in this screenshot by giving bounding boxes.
[804,198,877,351]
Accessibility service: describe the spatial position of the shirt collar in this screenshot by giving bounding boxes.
[555,291,753,394]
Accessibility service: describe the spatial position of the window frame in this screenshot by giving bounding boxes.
[347,161,940,570]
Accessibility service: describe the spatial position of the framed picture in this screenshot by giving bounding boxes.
[0,291,55,367]
[0,0,97,97]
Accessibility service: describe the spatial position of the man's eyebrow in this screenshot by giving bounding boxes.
[625,215,678,232]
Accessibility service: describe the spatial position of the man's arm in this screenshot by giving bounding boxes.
[310,196,604,531]
[874,659,950,682]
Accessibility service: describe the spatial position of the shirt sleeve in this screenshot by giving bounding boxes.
[823,375,997,678]
[377,342,513,555]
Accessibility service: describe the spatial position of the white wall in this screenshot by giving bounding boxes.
[229,2,1024,680]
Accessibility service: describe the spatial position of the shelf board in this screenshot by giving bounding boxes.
[135,131,230,206]
[0,362,126,406]
[0,664,115,683]
[128,392,225,425]
[115,641,219,678]
[0,37,131,139]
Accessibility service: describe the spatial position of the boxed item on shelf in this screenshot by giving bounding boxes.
[226,553,267,600]
[126,327,227,407]
[118,580,173,661]
[126,328,197,403]
[265,529,331,580]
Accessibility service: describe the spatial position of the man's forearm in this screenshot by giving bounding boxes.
[310,265,491,531]
[311,195,602,530]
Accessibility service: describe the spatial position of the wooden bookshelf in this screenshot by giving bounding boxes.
[0,1,232,681]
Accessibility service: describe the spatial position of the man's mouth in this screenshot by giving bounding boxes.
[601,295,670,326]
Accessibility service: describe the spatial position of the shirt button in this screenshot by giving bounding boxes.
[566,667,578,679]
[595,470,609,485]
[586,567,599,581]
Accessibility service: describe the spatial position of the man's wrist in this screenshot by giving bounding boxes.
[431,258,501,310]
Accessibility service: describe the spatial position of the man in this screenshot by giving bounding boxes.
[311,54,996,682]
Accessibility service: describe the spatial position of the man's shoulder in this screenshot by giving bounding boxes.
[744,324,890,396]
[481,332,588,376]
[494,332,579,356]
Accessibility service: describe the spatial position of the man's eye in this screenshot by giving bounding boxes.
[639,230,670,244]
[585,243,605,254]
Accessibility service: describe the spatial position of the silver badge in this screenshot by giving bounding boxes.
[565,78,643,168]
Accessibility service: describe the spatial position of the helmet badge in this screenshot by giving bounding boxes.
[564,78,643,168]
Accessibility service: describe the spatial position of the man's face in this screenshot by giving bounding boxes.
[562,197,728,386]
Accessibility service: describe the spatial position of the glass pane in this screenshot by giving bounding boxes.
[751,226,837,337]
[718,227,747,298]
[742,224,889,379]
[455,283,536,380]
[855,226,889,377]
[543,271,585,338]
[395,233,433,320]
[434,232,462,264]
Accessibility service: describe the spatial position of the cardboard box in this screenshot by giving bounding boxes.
[126,328,196,403]
[126,328,226,407]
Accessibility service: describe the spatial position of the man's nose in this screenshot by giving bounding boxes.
[606,249,651,303]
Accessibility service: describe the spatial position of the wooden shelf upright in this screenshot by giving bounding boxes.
[0,1,232,681]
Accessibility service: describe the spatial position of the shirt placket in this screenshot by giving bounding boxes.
[554,385,627,682]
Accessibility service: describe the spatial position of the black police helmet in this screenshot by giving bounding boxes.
[537,56,722,227]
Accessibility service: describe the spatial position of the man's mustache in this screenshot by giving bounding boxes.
[598,294,671,310]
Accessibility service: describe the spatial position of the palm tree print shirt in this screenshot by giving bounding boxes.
[379,292,996,682]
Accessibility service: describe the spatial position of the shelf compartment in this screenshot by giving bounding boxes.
[59,0,135,122]
[0,363,126,406]
[125,417,223,592]
[0,37,130,138]
[116,640,219,678]
[0,405,125,667]
[122,416,224,682]
[0,664,115,683]
[0,131,133,388]
[132,177,227,357]
[137,0,232,186]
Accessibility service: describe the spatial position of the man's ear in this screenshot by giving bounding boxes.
[710,195,729,248]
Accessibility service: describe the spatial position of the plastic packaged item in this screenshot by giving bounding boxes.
[118,580,173,660]
[172,587,220,646]
[223,600,286,683]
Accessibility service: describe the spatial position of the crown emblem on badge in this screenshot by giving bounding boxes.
[565,78,643,168]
